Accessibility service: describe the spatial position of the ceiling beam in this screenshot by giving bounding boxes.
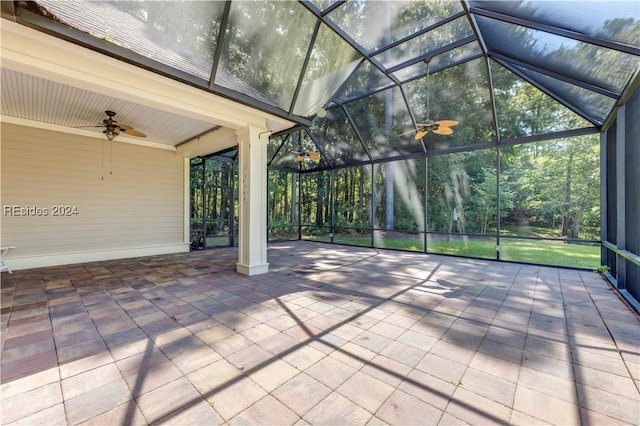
[336,53,482,106]
[208,1,232,91]
[369,11,467,58]
[461,0,490,55]
[298,1,401,87]
[461,1,501,144]
[602,67,640,132]
[489,51,618,99]
[289,20,322,116]
[386,36,476,74]
[175,126,223,148]
[342,105,373,163]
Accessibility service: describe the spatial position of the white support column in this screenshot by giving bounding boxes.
[236,126,269,276]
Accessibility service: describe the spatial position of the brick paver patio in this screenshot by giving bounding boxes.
[1,241,638,425]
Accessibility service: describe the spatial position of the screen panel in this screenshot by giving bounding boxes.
[491,60,594,139]
[427,149,498,235]
[470,0,640,47]
[219,1,315,109]
[477,16,637,95]
[345,86,422,160]
[307,107,370,167]
[268,169,298,242]
[500,137,600,242]
[325,0,464,53]
[404,58,497,150]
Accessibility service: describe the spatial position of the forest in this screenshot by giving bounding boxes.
[266,130,600,269]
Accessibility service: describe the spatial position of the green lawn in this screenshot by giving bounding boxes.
[500,224,563,238]
[500,224,599,240]
[499,239,599,268]
[301,233,600,269]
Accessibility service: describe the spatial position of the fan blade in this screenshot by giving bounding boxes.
[121,128,146,138]
[414,130,429,140]
[398,129,418,137]
[114,122,135,131]
[433,126,453,135]
[434,120,458,127]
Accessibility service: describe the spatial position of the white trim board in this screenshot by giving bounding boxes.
[3,243,190,271]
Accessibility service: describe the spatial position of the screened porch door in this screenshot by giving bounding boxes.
[190,151,238,250]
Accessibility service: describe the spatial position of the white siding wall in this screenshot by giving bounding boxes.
[1,123,188,269]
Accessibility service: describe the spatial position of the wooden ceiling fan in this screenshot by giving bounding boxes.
[76,111,147,179]
[79,110,146,141]
[292,150,320,162]
[406,118,459,138]
[400,58,458,140]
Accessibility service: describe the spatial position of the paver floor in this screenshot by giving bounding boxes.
[1,241,638,425]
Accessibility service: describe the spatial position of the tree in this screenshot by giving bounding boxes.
[501,135,599,239]
[471,168,514,234]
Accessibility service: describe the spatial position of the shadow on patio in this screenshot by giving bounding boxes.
[1,241,638,425]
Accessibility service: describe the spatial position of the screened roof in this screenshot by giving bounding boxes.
[14,0,640,171]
